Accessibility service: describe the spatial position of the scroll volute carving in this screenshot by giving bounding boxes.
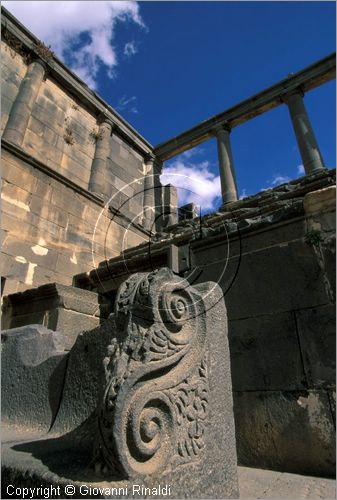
[96,268,209,478]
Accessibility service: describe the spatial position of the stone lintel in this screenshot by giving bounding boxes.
[154,53,336,161]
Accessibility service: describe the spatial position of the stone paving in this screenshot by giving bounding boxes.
[239,466,336,499]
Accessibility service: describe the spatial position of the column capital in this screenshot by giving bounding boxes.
[212,122,231,136]
[280,87,305,103]
[97,113,115,130]
[144,152,156,164]
[30,56,48,72]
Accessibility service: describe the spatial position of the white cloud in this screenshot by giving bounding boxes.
[116,95,138,114]
[177,146,205,160]
[270,175,291,186]
[239,188,248,200]
[124,41,138,57]
[297,164,305,175]
[3,1,145,89]
[161,160,221,211]
[262,174,291,191]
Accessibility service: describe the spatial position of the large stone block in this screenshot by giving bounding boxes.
[62,137,92,168]
[29,195,69,228]
[33,178,53,202]
[304,186,336,215]
[59,155,90,188]
[1,80,20,103]
[234,390,335,478]
[108,158,135,185]
[2,283,104,350]
[2,153,38,192]
[1,324,66,432]
[296,304,336,387]
[229,312,306,391]
[1,235,59,272]
[50,187,85,219]
[0,252,28,282]
[30,100,65,131]
[200,239,331,319]
[50,308,100,350]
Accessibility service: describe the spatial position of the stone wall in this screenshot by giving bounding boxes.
[191,184,336,477]
[71,170,336,477]
[1,145,148,295]
[1,16,154,295]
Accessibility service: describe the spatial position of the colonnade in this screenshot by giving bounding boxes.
[212,89,325,204]
[2,50,330,228]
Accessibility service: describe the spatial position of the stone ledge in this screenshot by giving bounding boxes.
[2,283,107,350]
[304,186,336,215]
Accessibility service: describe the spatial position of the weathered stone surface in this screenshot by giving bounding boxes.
[52,309,100,350]
[1,147,147,293]
[1,325,66,432]
[296,304,336,388]
[238,466,336,499]
[328,389,336,425]
[304,186,336,215]
[224,239,331,319]
[229,312,306,391]
[95,268,238,498]
[234,390,336,478]
[2,283,106,350]
[2,283,104,350]
[46,318,114,434]
[1,9,336,489]
[1,269,239,498]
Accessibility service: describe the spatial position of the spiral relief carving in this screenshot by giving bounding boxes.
[97,268,209,478]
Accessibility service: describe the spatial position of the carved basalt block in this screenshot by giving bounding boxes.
[2,283,106,350]
[1,268,238,498]
[95,267,239,498]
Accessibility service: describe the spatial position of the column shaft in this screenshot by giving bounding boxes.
[3,59,46,146]
[88,120,113,196]
[162,184,178,227]
[285,91,325,174]
[143,156,155,231]
[215,126,238,204]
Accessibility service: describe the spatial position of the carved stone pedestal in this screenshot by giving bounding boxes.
[1,268,238,499]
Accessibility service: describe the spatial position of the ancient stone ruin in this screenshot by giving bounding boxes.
[1,6,336,499]
[2,268,238,497]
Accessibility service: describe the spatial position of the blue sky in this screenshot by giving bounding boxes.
[4,1,336,212]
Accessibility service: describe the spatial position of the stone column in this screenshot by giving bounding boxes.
[162,184,178,227]
[142,154,156,231]
[283,90,325,174]
[88,118,113,197]
[214,125,238,204]
[2,58,46,146]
